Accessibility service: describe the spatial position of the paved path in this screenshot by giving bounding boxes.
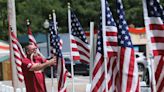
[0,76,90,92]
[46,76,90,92]
[0,76,151,92]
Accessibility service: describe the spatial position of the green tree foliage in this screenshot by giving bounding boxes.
[0,0,164,40]
[0,0,8,40]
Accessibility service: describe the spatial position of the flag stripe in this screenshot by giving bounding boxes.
[147,17,163,24]
[155,56,163,84]
[150,24,164,30]
[76,41,90,53]
[58,58,64,91]
[106,42,117,46]
[106,32,117,36]
[151,43,164,51]
[92,72,105,92]
[107,57,117,91]
[72,48,78,51]
[157,77,164,92]
[126,49,135,92]
[79,50,90,59]
[149,30,164,37]
[73,56,80,61]
[79,56,90,63]
[151,37,164,43]
[107,52,117,57]
[119,47,125,91]
[92,53,104,78]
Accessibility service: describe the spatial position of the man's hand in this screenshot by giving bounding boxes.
[47,57,56,66]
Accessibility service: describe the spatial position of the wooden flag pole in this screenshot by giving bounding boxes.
[68,3,75,92]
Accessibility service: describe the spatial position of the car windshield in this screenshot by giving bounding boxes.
[64,57,81,64]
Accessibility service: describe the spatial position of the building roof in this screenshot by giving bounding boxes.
[129,27,146,34]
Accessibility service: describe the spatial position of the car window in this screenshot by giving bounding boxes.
[64,58,71,61]
[142,68,150,86]
[135,54,140,58]
[64,57,82,64]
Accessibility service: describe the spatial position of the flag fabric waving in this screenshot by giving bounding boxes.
[49,18,70,92]
[143,0,164,91]
[10,31,26,82]
[27,20,45,58]
[27,24,37,47]
[91,0,118,91]
[116,0,140,92]
[70,11,90,64]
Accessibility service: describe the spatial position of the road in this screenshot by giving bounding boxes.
[0,75,151,92]
[46,76,90,92]
[0,76,90,92]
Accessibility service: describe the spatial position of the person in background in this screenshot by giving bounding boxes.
[22,43,56,92]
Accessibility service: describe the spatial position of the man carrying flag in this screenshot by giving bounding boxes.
[21,42,56,92]
[10,26,56,92]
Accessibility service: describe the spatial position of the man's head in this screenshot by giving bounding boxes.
[25,43,37,56]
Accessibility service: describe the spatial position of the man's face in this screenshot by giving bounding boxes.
[27,44,37,56]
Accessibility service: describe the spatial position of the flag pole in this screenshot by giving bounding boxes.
[89,22,94,83]
[68,2,75,92]
[142,0,156,91]
[101,0,108,92]
[50,12,55,92]
[8,0,21,91]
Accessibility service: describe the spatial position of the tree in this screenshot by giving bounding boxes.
[1,0,164,40]
[0,0,8,40]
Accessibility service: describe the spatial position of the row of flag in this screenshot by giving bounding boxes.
[9,0,163,92]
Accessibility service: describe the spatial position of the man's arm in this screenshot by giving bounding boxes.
[29,58,56,71]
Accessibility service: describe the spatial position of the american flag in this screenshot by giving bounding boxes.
[27,21,37,47]
[70,11,90,64]
[144,0,164,91]
[27,20,45,58]
[91,0,118,91]
[116,0,139,92]
[49,18,70,92]
[10,30,26,82]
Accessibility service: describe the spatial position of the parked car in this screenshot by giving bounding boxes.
[135,52,147,72]
[64,57,89,76]
[44,57,89,78]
